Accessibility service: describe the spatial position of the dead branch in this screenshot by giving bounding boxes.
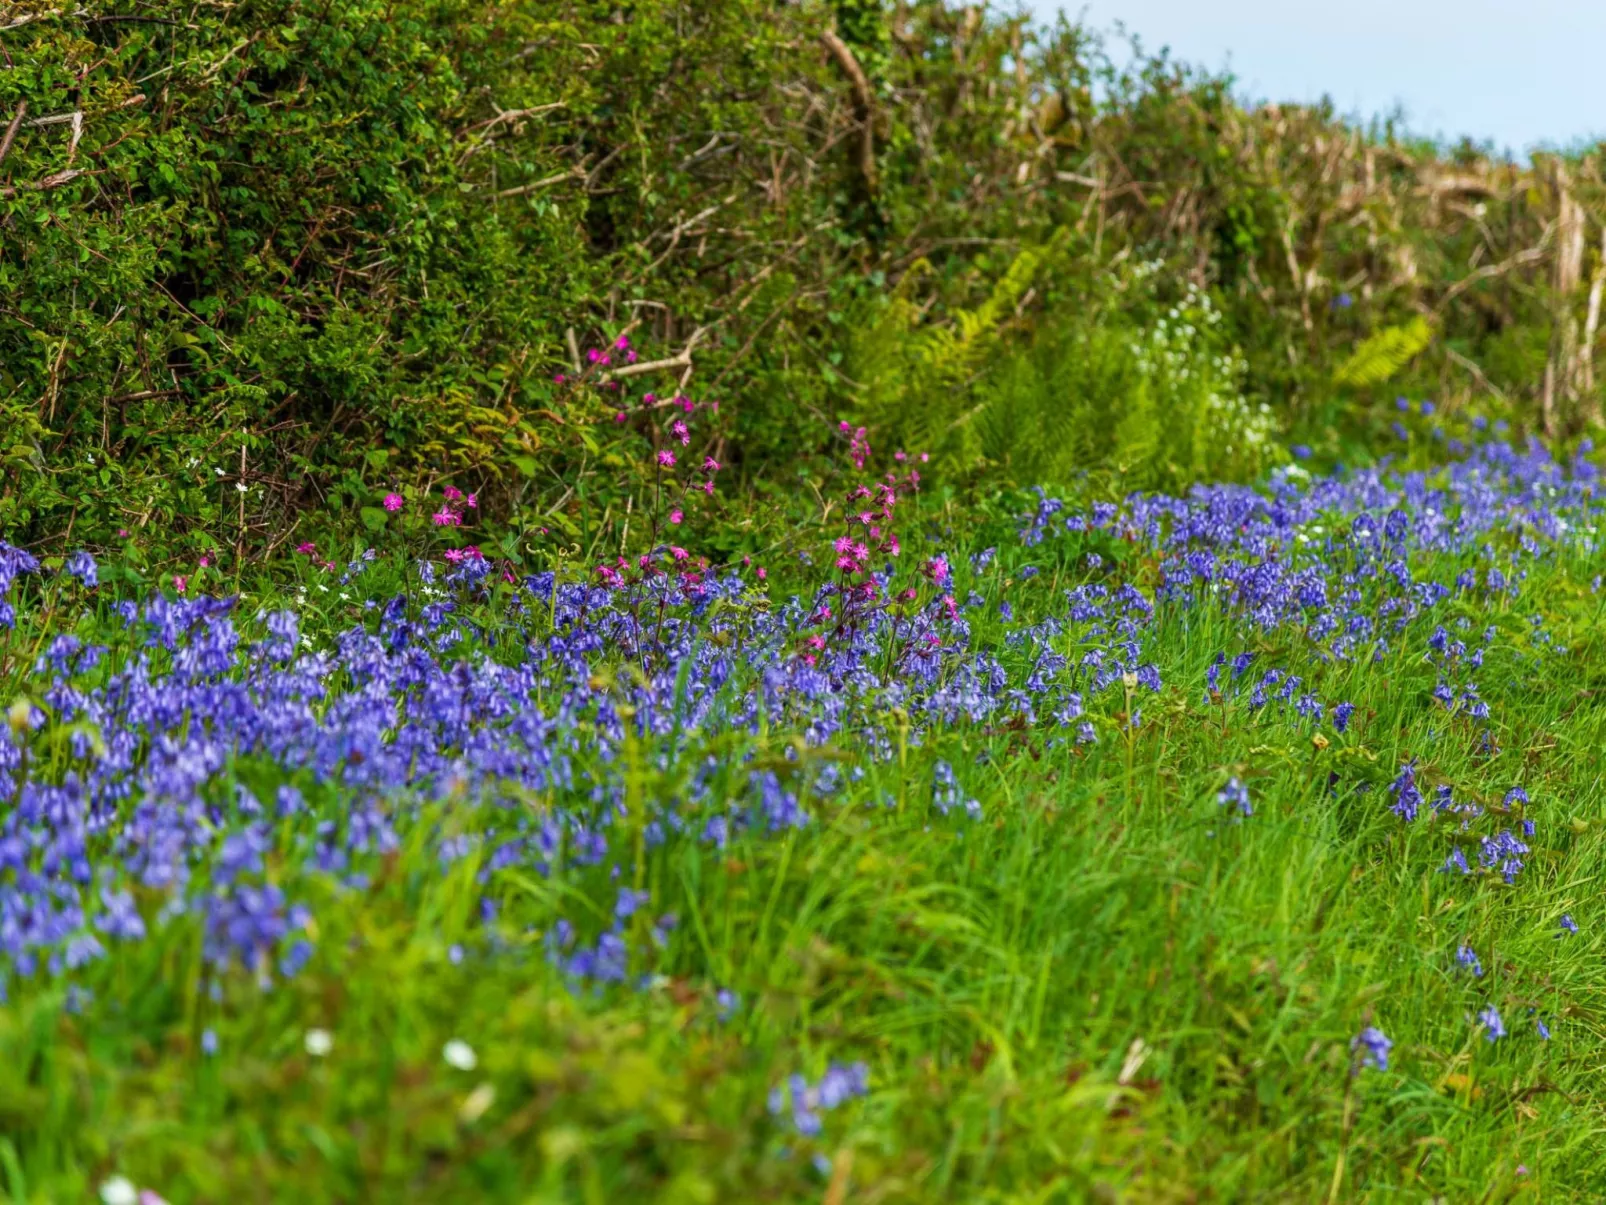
[602,326,711,381]
[0,167,87,198]
[457,102,565,137]
[1437,236,1552,309]
[820,27,877,195]
[0,102,24,167]
[496,167,586,198]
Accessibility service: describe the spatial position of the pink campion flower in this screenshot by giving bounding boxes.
[443,548,464,564]
[703,457,720,472]
[801,652,817,667]
[669,508,684,525]
[433,508,460,527]
[587,348,602,364]
[756,567,767,580]
[173,575,188,593]
[885,534,901,556]
[444,485,462,501]
[834,536,855,554]
[464,545,484,560]
[836,555,860,573]
[920,452,930,462]
[466,494,478,509]
[598,352,612,366]
[625,349,638,363]
[198,555,211,568]
[839,420,851,432]
[615,411,628,423]
[676,394,694,413]
[597,565,620,586]
[741,556,751,567]
[855,511,877,527]
[941,594,959,621]
[894,450,907,462]
[927,555,950,585]
[899,586,918,602]
[671,420,690,445]
[643,392,656,406]
[638,553,652,568]
[702,480,715,496]
[806,635,826,651]
[382,492,404,512]
[296,542,316,555]
[656,450,676,467]
[851,485,873,500]
[615,334,630,351]
[322,560,336,572]
[669,546,689,562]
[117,528,130,538]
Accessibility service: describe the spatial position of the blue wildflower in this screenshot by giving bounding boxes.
[1351,1026,1391,1071]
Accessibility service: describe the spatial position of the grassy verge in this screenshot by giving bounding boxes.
[2,445,1604,1202]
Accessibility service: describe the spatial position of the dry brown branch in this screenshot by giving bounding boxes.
[1437,237,1552,308]
[602,325,711,382]
[496,167,585,198]
[457,102,565,137]
[1582,226,1605,401]
[0,102,24,167]
[820,27,877,195]
[1444,345,1508,401]
[0,166,87,198]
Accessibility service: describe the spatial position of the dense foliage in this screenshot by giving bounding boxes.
[4,2,1602,571]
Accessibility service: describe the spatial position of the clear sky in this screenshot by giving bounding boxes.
[1030,0,1605,157]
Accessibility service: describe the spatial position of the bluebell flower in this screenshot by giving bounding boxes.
[1351,1026,1391,1071]
[64,550,98,588]
[1478,1005,1505,1041]
[1218,778,1252,818]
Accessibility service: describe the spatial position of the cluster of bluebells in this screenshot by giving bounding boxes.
[768,1061,871,1137]
[0,436,1597,1049]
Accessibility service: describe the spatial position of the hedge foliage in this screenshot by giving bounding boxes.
[2,2,1601,564]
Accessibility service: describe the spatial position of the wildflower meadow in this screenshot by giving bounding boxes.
[4,421,1606,1201]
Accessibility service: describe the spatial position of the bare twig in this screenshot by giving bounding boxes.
[496,168,585,198]
[2,12,59,32]
[0,102,26,168]
[0,167,87,198]
[602,326,711,381]
[457,102,565,136]
[1437,236,1552,308]
[820,27,877,195]
[1443,345,1508,401]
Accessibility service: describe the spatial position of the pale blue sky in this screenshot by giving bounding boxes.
[1030,0,1604,156]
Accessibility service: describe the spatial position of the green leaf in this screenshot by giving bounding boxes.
[1334,317,1435,389]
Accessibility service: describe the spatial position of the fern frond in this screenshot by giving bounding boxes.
[1333,317,1435,389]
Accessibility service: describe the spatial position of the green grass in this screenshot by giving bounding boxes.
[3,532,1606,1203]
